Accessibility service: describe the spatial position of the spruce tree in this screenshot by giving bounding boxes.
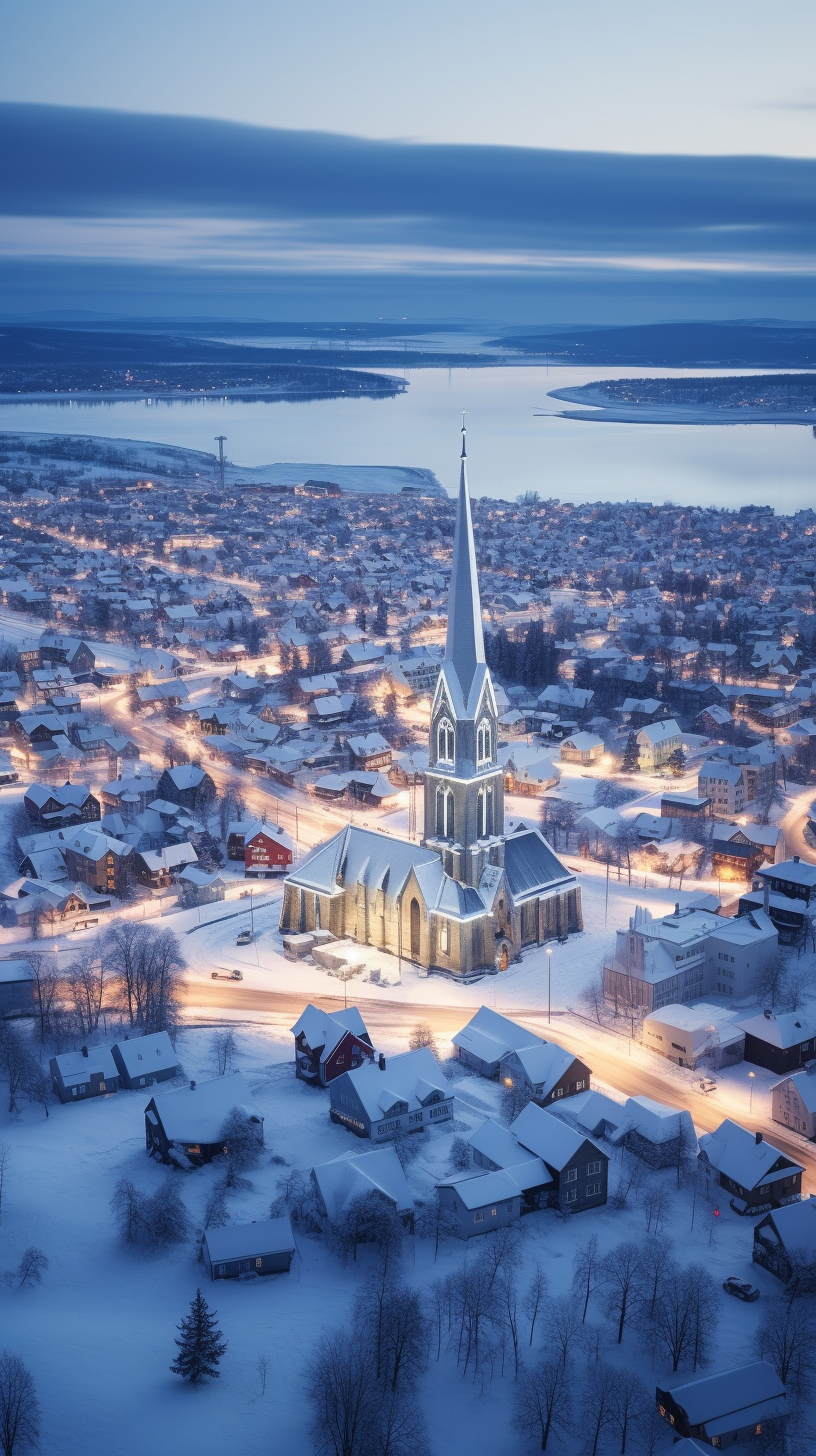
[171,1289,228,1384]
[356,608,367,633]
[621,731,640,775]
[374,599,388,635]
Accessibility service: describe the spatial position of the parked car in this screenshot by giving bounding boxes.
[722,1277,760,1302]
[697,1078,718,1094]
[236,929,253,945]
[211,969,243,981]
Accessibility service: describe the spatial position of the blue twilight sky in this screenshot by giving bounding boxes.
[0,0,814,322]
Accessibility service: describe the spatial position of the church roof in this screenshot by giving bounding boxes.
[503,826,574,901]
[288,824,438,898]
[442,422,485,706]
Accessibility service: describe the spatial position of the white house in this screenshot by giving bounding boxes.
[559,732,604,766]
[642,1003,745,1070]
[636,718,681,771]
[771,1068,816,1140]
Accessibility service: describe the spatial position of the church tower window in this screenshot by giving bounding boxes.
[477,719,492,765]
[437,717,455,765]
[436,786,455,839]
[477,786,494,838]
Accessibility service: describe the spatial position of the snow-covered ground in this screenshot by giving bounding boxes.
[1,1019,794,1456]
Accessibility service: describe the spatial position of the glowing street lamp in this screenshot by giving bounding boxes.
[748,1070,756,1113]
[546,946,552,1026]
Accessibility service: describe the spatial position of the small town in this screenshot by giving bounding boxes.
[0,420,814,1456]
[2,6,814,1455]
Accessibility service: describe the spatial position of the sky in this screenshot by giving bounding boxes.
[1,0,814,323]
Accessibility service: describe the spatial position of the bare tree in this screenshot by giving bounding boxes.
[756,1298,814,1395]
[0,1351,40,1456]
[501,1080,532,1122]
[572,1234,599,1323]
[415,1195,458,1261]
[65,942,107,1038]
[643,1185,669,1236]
[408,1021,438,1057]
[271,1169,325,1236]
[608,1368,650,1455]
[547,1294,581,1367]
[478,1224,523,1291]
[13,1249,48,1290]
[111,1175,189,1250]
[638,1236,672,1320]
[21,1063,51,1119]
[28,957,59,1045]
[328,1191,403,1267]
[0,1027,28,1114]
[651,1261,700,1372]
[210,1029,238,1076]
[103,923,185,1036]
[111,1176,142,1246]
[495,1272,521,1378]
[512,1358,572,1451]
[0,1148,7,1226]
[579,976,606,1024]
[754,952,789,1012]
[523,1262,549,1345]
[686,1263,718,1372]
[583,1360,616,1456]
[602,1241,642,1344]
[256,1354,270,1396]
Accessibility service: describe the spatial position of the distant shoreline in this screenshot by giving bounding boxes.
[549,384,816,426]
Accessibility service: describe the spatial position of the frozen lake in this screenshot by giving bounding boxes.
[1,364,813,509]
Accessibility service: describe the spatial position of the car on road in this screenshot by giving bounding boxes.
[211,969,243,981]
[722,1277,760,1302]
[236,929,253,945]
[697,1077,718,1094]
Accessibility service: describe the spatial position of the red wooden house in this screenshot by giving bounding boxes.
[291,1004,374,1086]
[238,821,295,878]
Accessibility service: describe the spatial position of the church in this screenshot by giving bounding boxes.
[278,425,583,977]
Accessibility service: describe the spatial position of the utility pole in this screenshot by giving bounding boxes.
[214,436,227,491]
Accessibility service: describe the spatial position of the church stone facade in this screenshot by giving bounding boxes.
[279,426,582,977]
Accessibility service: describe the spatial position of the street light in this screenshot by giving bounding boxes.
[546,946,552,1026]
[748,1070,756,1113]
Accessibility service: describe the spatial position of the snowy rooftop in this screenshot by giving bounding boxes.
[148,1072,261,1144]
[204,1215,295,1264]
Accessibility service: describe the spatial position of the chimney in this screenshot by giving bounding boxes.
[755,1131,763,1144]
[674,903,680,916]
[81,1045,88,1058]
[190,1079,196,1090]
[378,1053,386,1071]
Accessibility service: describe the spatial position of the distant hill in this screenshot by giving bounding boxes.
[488,321,816,368]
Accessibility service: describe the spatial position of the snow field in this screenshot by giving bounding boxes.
[0,1018,792,1456]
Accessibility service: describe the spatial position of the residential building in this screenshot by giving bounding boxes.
[311,1147,413,1223]
[770,1069,816,1140]
[291,1003,374,1086]
[50,1044,120,1102]
[452,1007,543,1079]
[736,1010,816,1074]
[603,902,777,1011]
[145,1071,263,1166]
[328,1045,453,1142]
[698,1119,804,1214]
[499,1042,591,1108]
[656,1363,787,1448]
[203,1216,296,1280]
[110,1031,179,1090]
[636,718,682,770]
[739,856,816,944]
[62,829,135,896]
[642,1004,744,1070]
[698,760,746,815]
[659,793,711,819]
[559,732,604,765]
[753,1197,816,1283]
[23,782,100,829]
[510,1102,608,1212]
[155,763,216,813]
[0,959,35,1019]
[712,823,784,883]
[436,1171,523,1238]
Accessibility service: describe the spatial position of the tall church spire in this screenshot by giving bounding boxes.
[444,416,485,702]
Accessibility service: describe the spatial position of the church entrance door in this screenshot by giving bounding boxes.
[410,897,421,959]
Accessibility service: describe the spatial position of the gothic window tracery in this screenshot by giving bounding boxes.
[437,717,455,765]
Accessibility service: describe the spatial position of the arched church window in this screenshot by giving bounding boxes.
[477,719,492,765]
[437,717,455,764]
[436,786,455,839]
[478,786,494,838]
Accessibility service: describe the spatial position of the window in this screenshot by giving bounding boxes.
[563,1188,578,1203]
[491,1208,498,1218]
[575,1080,585,1091]
[474,1211,484,1223]
[437,718,455,764]
[218,1265,226,1276]
[436,786,455,839]
[586,1161,601,1176]
[586,1182,601,1196]
[255,1258,262,1268]
[477,719,492,765]
[563,1167,577,1182]
[440,919,450,954]
[505,1203,514,1212]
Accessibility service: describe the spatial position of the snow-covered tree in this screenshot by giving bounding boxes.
[170,1289,227,1384]
[0,1351,40,1456]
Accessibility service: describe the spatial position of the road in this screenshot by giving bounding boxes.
[181,982,816,1194]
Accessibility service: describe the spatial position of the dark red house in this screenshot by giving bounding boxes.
[242,823,294,878]
[291,1004,374,1086]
